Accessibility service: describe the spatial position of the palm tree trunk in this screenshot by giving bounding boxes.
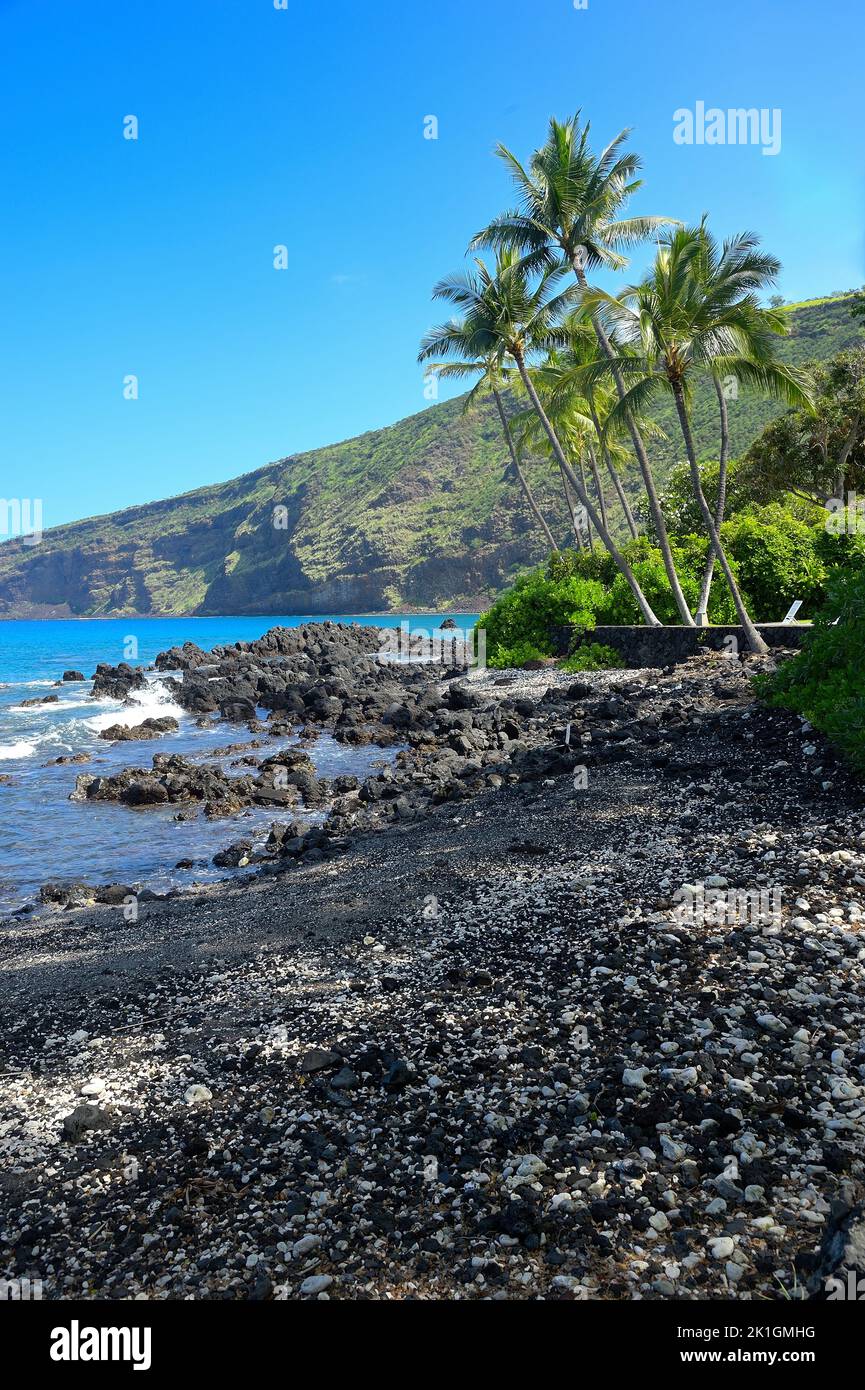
[670,378,767,654]
[587,397,639,539]
[573,260,694,626]
[561,470,586,550]
[513,350,662,627]
[606,450,640,539]
[578,458,593,541]
[695,376,730,624]
[587,444,608,532]
[492,388,558,551]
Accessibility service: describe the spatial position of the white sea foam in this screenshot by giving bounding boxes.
[84,680,185,732]
[0,740,37,760]
[22,694,96,713]
[7,696,87,716]
[0,679,58,689]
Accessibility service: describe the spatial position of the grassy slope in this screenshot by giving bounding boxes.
[0,296,861,617]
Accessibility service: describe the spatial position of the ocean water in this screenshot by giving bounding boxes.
[0,613,478,913]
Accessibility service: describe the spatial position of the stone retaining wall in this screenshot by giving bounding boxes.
[551,623,810,668]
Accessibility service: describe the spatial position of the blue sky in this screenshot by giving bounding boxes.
[1,0,862,531]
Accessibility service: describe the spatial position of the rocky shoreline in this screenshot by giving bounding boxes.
[30,620,595,908]
[1,624,864,1301]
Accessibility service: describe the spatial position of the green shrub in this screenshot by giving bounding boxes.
[549,538,738,625]
[755,564,865,771]
[476,571,603,665]
[593,544,730,624]
[548,538,656,588]
[595,554,690,625]
[813,523,865,573]
[562,642,626,672]
[721,505,828,619]
[547,546,618,586]
[487,640,549,669]
[481,500,857,670]
[661,533,739,623]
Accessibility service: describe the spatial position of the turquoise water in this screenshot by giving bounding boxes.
[0,613,478,912]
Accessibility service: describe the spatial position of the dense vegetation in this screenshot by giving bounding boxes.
[756,566,865,771]
[478,445,865,668]
[464,325,864,663]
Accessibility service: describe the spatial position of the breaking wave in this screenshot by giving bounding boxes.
[0,740,37,761]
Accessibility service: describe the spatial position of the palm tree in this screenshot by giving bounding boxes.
[418,323,558,551]
[686,229,810,622]
[547,309,669,541]
[470,112,694,625]
[509,360,607,550]
[418,250,662,625]
[695,371,733,623]
[583,224,813,653]
[585,388,638,538]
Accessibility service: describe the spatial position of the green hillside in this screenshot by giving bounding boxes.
[0,295,861,618]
